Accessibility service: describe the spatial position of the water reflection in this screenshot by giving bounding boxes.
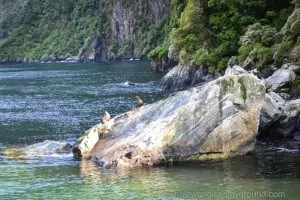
[77,149,300,199]
[0,141,299,199]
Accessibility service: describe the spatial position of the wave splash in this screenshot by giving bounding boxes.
[23,140,75,158]
[4,140,75,159]
[277,147,300,153]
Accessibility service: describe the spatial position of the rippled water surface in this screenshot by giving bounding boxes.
[0,62,300,200]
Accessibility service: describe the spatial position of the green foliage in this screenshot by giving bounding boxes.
[193,50,211,66]
[171,0,209,62]
[238,23,276,70]
[174,0,293,72]
[290,44,300,62]
[239,23,277,47]
[249,44,274,70]
[239,43,275,71]
[117,41,134,57]
[0,0,112,61]
[237,4,299,69]
[292,0,300,6]
[146,0,187,61]
[274,41,294,66]
[165,0,292,71]
[147,45,169,60]
[238,45,254,61]
[1,0,170,61]
[0,0,297,70]
[271,7,294,30]
[205,0,270,71]
[291,77,300,97]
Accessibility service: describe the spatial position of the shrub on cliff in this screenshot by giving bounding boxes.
[291,77,300,97]
[149,0,294,73]
[148,45,169,60]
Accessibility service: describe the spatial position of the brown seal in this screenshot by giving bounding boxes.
[101,111,111,124]
[135,96,144,108]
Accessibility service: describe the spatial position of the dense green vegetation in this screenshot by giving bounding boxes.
[291,76,300,97]
[0,0,299,71]
[0,0,111,61]
[147,0,187,60]
[149,0,298,72]
[0,0,169,62]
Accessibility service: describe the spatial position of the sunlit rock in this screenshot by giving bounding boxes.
[75,70,266,168]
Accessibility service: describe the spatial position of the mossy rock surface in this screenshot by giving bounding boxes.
[77,68,266,168]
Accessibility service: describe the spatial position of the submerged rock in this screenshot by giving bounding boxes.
[4,147,25,159]
[56,143,73,153]
[75,70,266,168]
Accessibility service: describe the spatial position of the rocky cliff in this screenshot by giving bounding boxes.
[80,0,171,62]
[0,0,171,62]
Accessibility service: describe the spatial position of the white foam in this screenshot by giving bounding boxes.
[277,147,300,153]
[21,140,75,158]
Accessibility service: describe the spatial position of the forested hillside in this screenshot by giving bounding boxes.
[149,0,299,72]
[0,0,171,62]
[0,0,299,72]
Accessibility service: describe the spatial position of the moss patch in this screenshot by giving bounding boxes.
[4,147,25,159]
[188,152,231,161]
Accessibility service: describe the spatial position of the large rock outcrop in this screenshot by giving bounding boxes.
[75,68,266,169]
[260,94,300,139]
[259,64,300,139]
[150,58,177,72]
[159,65,214,91]
[265,64,296,92]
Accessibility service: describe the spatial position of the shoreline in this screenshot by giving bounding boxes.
[0,57,145,65]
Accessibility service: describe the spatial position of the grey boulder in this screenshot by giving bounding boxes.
[77,71,266,169]
[265,66,296,92]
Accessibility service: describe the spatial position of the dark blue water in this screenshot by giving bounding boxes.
[0,62,300,200]
[0,61,166,145]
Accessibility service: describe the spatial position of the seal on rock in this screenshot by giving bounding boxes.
[101,111,111,124]
[135,96,144,108]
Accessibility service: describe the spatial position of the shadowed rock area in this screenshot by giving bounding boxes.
[74,68,266,169]
[159,65,214,91]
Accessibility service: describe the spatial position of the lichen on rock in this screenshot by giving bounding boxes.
[74,66,266,169]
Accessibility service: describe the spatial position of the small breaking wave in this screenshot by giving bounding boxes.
[104,81,162,93]
[114,81,158,87]
[23,140,75,158]
[4,140,76,160]
[277,147,300,153]
[123,81,136,86]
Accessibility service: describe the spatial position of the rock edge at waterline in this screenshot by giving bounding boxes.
[73,66,266,169]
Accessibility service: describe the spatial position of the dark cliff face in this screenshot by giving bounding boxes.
[87,0,171,61]
[0,0,171,62]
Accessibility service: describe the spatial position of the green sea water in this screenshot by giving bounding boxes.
[0,61,299,200]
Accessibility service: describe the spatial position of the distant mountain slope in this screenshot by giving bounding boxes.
[0,0,171,62]
[0,0,298,71]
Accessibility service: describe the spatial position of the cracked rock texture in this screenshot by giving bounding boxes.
[76,67,266,169]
